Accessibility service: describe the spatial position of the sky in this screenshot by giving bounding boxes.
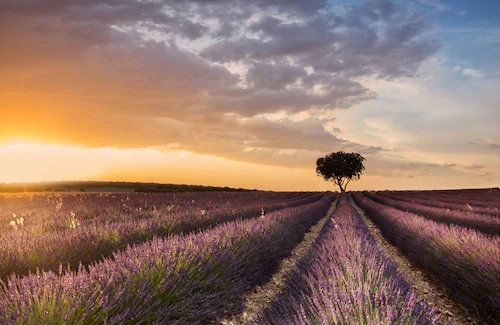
[0,0,499,191]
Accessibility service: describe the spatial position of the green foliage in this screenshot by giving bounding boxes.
[316,151,365,192]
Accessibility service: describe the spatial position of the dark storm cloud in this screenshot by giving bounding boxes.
[0,0,439,168]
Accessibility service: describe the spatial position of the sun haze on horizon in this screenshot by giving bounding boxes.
[1,0,499,191]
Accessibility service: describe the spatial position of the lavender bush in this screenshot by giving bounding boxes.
[379,191,499,217]
[352,192,500,323]
[0,194,334,324]
[0,192,322,280]
[363,191,500,235]
[258,194,439,325]
[394,189,500,209]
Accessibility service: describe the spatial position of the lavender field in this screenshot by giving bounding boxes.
[4,0,499,323]
[362,191,500,235]
[0,189,498,324]
[352,190,500,324]
[0,192,323,280]
[258,194,439,325]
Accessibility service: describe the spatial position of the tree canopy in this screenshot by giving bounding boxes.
[316,151,365,192]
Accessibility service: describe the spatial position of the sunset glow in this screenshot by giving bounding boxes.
[0,0,499,191]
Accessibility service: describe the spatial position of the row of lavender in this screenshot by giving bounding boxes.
[427,188,498,199]
[380,191,499,217]
[0,194,335,324]
[362,191,500,235]
[0,191,312,233]
[352,192,500,323]
[0,192,323,280]
[391,189,500,209]
[258,194,439,325]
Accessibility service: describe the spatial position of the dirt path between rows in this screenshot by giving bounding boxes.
[219,196,340,325]
[348,194,477,325]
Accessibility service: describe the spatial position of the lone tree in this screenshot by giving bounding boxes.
[316,151,365,192]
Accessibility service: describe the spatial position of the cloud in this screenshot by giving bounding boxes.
[201,1,440,79]
[366,159,442,178]
[471,138,500,151]
[453,66,485,79]
[362,157,493,180]
[461,68,484,78]
[416,0,449,11]
[139,116,384,168]
[0,0,439,168]
[246,62,307,91]
[464,164,485,170]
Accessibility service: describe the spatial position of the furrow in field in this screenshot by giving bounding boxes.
[363,191,500,235]
[348,194,475,325]
[257,193,439,325]
[0,194,335,324]
[0,192,323,280]
[391,190,500,209]
[219,195,340,325]
[379,191,499,217]
[352,192,500,324]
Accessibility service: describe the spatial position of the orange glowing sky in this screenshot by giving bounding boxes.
[1,0,499,191]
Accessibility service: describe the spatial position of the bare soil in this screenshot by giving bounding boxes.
[219,196,340,325]
[348,193,478,325]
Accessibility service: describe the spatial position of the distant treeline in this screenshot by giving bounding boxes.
[134,184,253,193]
[0,181,255,193]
